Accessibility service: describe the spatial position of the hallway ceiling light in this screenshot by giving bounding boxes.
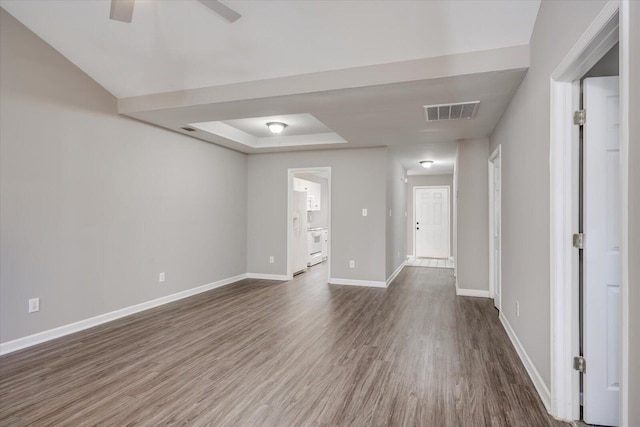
[420,160,434,168]
[267,122,287,135]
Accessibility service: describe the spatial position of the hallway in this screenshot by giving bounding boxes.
[0,265,564,426]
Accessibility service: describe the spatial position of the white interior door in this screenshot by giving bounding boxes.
[583,76,620,426]
[415,187,450,258]
[491,153,502,310]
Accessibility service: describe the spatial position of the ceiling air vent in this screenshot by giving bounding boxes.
[424,101,480,122]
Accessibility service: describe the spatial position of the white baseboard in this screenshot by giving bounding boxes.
[0,273,248,356]
[329,278,387,288]
[456,288,491,298]
[499,312,552,411]
[246,273,289,281]
[406,254,414,259]
[386,261,406,287]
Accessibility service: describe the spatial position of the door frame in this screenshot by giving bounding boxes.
[549,1,629,423]
[412,185,451,259]
[488,145,502,310]
[287,167,332,282]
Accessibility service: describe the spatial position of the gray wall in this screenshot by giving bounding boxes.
[456,139,490,292]
[628,2,640,424]
[247,148,388,282]
[489,0,610,391]
[386,154,407,279]
[583,42,618,78]
[296,173,329,229]
[406,174,454,257]
[0,10,248,344]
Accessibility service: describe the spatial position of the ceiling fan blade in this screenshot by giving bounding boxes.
[110,0,135,23]
[197,0,241,23]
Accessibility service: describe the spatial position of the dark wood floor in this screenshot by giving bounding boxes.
[0,264,568,426]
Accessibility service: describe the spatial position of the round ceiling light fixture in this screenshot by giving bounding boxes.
[420,160,434,168]
[266,122,287,135]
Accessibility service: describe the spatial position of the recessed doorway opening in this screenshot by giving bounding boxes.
[287,167,332,283]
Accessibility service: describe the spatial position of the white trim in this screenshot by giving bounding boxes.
[287,167,332,283]
[328,278,387,288]
[456,288,490,298]
[488,145,502,310]
[551,2,620,82]
[453,145,459,279]
[246,273,289,281]
[0,273,248,356]
[500,312,552,412]
[412,185,451,259]
[618,2,630,425]
[386,261,406,287]
[549,1,623,422]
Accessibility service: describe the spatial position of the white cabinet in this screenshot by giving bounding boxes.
[292,177,321,211]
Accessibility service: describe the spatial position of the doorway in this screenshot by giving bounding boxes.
[489,145,502,311]
[549,3,629,424]
[287,167,331,283]
[413,186,450,259]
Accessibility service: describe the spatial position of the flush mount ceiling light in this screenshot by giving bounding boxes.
[266,122,287,135]
[420,160,434,168]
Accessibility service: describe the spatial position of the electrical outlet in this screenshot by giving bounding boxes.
[28,298,39,313]
[269,256,274,264]
[349,260,355,268]
[362,208,367,217]
[159,272,165,283]
[516,301,520,317]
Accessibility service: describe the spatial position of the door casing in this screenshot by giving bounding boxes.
[489,145,502,311]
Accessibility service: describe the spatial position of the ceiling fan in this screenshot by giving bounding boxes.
[109,0,241,24]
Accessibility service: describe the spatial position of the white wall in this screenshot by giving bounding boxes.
[386,154,407,280]
[247,148,388,282]
[456,139,490,292]
[406,174,454,257]
[489,0,611,391]
[0,10,248,344]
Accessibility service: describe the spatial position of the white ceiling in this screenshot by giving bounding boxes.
[190,113,347,149]
[222,114,331,138]
[124,68,527,174]
[1,0,540,98]
[0,0,540,175]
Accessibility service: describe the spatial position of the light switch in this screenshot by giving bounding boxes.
[362,208,368,216]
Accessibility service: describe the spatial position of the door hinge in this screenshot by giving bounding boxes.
[573,109,586,126]
[572,233,584,249]
[574,356,586,373]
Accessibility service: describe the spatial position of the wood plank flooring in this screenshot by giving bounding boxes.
[0,264,568,426]
[406,257,455,269]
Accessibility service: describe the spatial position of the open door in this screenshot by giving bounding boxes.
[582,76,620,427]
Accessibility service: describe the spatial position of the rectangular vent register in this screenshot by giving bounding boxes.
[424,101,480,122]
